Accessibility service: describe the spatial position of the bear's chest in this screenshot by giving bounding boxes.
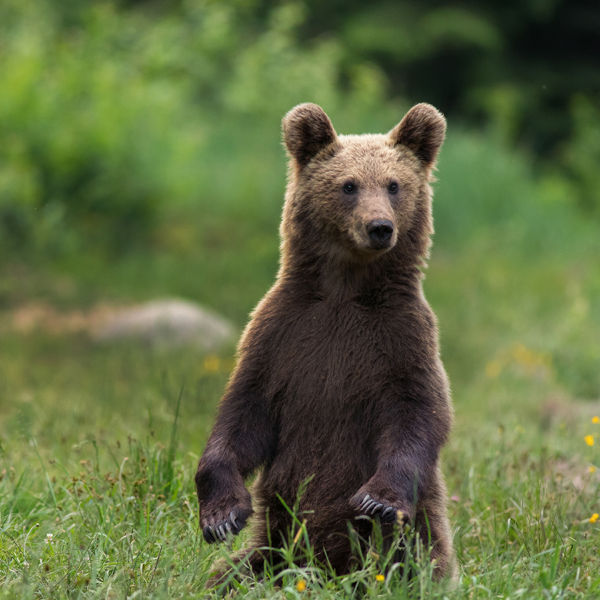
[261,301,410,486]
[267,301,403,415]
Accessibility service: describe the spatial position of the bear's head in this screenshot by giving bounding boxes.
[281,103,446,270]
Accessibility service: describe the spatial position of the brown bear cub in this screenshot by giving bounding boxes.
[195,102,456,582]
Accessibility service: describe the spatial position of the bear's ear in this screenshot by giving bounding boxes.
[388,103,446,167]
[282,103,337,167]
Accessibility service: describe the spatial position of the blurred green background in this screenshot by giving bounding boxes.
[1,0,598,395]
[1,1,599,597]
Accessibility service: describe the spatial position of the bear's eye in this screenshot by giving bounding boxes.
[388,181,399,194]
[342,181,357,195]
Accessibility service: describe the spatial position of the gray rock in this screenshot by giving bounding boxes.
[92,299,235,351]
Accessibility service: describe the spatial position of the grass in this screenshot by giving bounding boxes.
[1,129,599,598]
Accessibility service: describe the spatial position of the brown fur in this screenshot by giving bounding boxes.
[195,102,456,583]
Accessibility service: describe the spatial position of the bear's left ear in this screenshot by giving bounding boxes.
[282,103,337,168]
[388,103,446,167]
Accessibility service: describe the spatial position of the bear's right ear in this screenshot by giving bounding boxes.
[282,103,337,168]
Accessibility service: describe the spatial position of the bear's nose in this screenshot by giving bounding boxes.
[366,219,394,248]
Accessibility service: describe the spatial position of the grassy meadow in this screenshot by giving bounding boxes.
[1,121,599,598]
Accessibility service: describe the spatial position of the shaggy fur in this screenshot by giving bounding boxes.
[195,102,456,582]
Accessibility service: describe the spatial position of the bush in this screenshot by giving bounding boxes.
[561,96,600,215]
[0,2,196,254]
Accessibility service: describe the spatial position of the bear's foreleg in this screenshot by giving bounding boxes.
[196,356,276,544]
[349,369,453,575]
[350,410,448,522]
[351,365,451,517]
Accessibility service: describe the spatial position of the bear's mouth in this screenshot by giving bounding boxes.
[347,234,397,259]
[365,242,395,255]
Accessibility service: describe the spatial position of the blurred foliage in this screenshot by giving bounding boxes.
[561,96,600,214]
[0,0,598,257]
[297,0,599,149]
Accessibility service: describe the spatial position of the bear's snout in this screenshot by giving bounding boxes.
[366,219,394,249]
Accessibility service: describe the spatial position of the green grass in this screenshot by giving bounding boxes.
[1,130,599,598]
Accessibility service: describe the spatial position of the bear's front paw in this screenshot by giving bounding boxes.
[350,489,412,524]
[200,497,252,544]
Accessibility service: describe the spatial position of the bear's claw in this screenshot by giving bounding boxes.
[356,493,399,523]
[202,509,248,543]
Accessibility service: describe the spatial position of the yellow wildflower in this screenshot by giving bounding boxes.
[375,574,385,582]
[584,435,595,447]
[590,466,597,474]
[593,416,599,424]
[296,579,306,592]
[202,355,220,373]
[485,360,502,379]
[589,513,599,524]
